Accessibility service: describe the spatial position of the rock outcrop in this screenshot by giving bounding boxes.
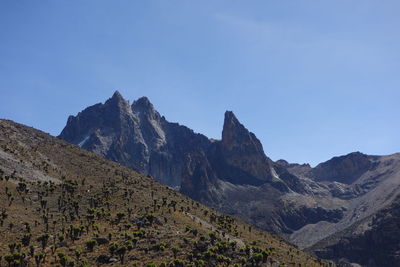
[220,111,273,183]
[310,195,400,266]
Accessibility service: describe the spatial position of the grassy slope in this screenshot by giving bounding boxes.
[0,119,332,267]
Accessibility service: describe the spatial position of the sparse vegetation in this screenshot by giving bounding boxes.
[0,120,333,266]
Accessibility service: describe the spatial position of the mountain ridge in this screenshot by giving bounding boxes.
[59,92,400,266]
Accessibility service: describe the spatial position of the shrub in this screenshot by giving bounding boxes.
[171,246,180,258]
[21,234,31,247]
[37,233,50,250]
[116,246,127,264]
[108,242,118,256]
[86,239,97,252]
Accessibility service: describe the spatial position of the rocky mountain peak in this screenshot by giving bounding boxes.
[112,90,123,99]
[310,151,372,184]
[103,90,132,115]
[222,111,264,155]
[106,90,125,104]
[219,111,272,183]
[222,111,244,144]
[222,111,241,133]
[223,110,239,125]
[132,96,153,111]
[131,96,160,120]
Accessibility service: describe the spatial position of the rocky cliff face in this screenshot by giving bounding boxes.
[60,92,278,192]
[59,91,210,188]
[309,152,373,184]
[60,92,400,266]
[220,111,273,184]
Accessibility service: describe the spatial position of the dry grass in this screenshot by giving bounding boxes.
[0,120,334,267]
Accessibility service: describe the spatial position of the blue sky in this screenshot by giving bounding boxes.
[0,1,399,166]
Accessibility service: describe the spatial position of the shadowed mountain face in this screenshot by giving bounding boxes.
[309,152,373,184]
[218,111,273,185]
[59,92,400,266]
[309,194,400,267]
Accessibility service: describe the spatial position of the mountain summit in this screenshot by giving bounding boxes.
[59,92,276,190]
[60,91,209,188]
[59,92,400,266]
[221,111,273,183]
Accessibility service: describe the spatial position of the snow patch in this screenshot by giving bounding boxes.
[271,167,282,181]
[150,119,166,145]
[271,167,295,193]
[78,135,90,148]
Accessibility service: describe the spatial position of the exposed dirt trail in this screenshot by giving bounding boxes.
[183,211,246,249]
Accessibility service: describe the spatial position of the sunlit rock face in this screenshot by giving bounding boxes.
[60,91,210,188]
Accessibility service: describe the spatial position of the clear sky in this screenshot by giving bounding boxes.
[0,1,399,166]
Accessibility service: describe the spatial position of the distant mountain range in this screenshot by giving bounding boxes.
[59,91,400,266]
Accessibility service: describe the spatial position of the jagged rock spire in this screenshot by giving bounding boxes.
[220,110,272,182]
[132,96,155,112]
[105,90,127,106]
[222,111,264,154]
[223,111,250,145]
[112,90,123,99]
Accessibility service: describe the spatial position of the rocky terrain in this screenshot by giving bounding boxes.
[59,91,210,190]
[309,194,400,267]
[0,119,329,266]
[59,92,400,266]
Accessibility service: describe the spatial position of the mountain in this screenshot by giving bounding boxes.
[60,91,210,189]
[59,92,400,266]
[309,193,400,266]
[0,119,327,266]
[308,152,374,184]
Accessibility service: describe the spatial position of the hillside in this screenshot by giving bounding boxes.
[0,119,330,267]
[58,92,400,266]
